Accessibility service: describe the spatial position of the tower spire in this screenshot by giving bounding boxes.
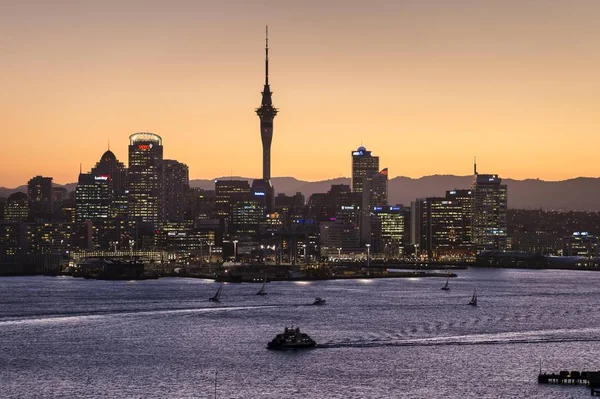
[474,156,478,175]
[265,25,269,86]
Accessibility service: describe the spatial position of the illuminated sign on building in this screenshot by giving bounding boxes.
[352,151,364,156]
[138,144,153,151]
[254,192,265,196]
[94,175,110,181]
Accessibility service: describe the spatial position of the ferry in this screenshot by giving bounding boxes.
[267,327,317,350]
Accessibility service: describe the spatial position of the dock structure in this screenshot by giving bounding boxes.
[538,370,600,395]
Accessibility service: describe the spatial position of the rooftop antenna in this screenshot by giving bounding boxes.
[108,138,110,151]
[474,156,478,175]
[79,162,82,174]
[265,25,269,86]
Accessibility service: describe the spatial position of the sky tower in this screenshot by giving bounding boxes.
[253,26,278,213]
[255,25,278,182]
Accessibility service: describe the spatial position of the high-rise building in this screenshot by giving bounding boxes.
[91,149,128,194]
[27,176,53,220]
[446,189,473,244]
[127,132,163,226]
[351,146,379,193]
[371,205,408,259]
[472,167,508,251]
[254,27,278,213]
[159,160,189,222]
[75,173,112,222]
[215,180,252,218]
[4,192,29,222]
[412,197,464,259]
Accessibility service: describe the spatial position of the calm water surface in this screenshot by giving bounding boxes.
[1,268,600,398]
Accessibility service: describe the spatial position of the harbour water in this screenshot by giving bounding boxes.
[1,268,600,398]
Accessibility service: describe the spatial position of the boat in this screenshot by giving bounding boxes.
[468,288,477,306]
[312,297,326,306]
[209,283,224,302]
[256,274,267,296]
[441,276,450,291]
[267,326,317,350]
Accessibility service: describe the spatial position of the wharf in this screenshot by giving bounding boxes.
[538,370,600,395]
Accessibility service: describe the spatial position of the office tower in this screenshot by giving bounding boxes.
[75,173,112,222]
[360,168,388,244]
[159,160,189,222]
[91,148,128,194]
[351,146,379,193]
[27,176,53,220]
[254,26,278,212]
[215,180,252,218]
[412,197,464,259]
[446,189,473,244]
[471,165,508,251]
[4,192,29,222]
[127,132,163,225]
[371,205,408,259]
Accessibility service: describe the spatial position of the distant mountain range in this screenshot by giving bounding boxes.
[1,175,599,211]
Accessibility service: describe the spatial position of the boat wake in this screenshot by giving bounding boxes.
[0,304,285,327]
[317,327,600,349]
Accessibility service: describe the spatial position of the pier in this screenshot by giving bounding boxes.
[538,370,600,395]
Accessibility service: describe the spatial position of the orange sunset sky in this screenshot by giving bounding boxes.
[1,1,600,187]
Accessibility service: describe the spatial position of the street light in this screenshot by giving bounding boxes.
[303,244,307,265]
[366,244,371,277]
[337,247,342,261]
[208,242,213,263]
[129,239,135,262]
[233,240,238,261]
[199,238,204,265]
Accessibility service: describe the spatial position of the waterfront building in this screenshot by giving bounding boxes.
[255,27,278,213]
[159,160,189,222]
[562,232,599,257]
[127,132,163,226]
[472,169,508,251]
[27,176,53,220]
[412,197,464,259]
[446,189,473,244]
[370,205,408,259]
[319,220,361,258]
[4,192,29,222]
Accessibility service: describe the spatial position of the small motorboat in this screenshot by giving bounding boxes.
[267,327,317,350]
[312,297,326,306]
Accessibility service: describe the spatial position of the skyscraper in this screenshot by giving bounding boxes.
[159,160,189,222]
[27,176,53,220]
[91,148,128,195]
[75,173,112,222]
[254,27,278,213]
[351,146,379,193]
[127,132,163,226]
[471,164,508,251]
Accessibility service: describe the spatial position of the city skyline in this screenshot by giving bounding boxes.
[2,1,600,187]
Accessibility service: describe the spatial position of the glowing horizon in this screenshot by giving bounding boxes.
[1,1,600,187]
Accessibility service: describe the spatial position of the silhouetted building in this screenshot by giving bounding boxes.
[91,149,128,194]
[28,176,53,220]
[127,132,163,226]
[159,160,189,222]
[412,197,464,259]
